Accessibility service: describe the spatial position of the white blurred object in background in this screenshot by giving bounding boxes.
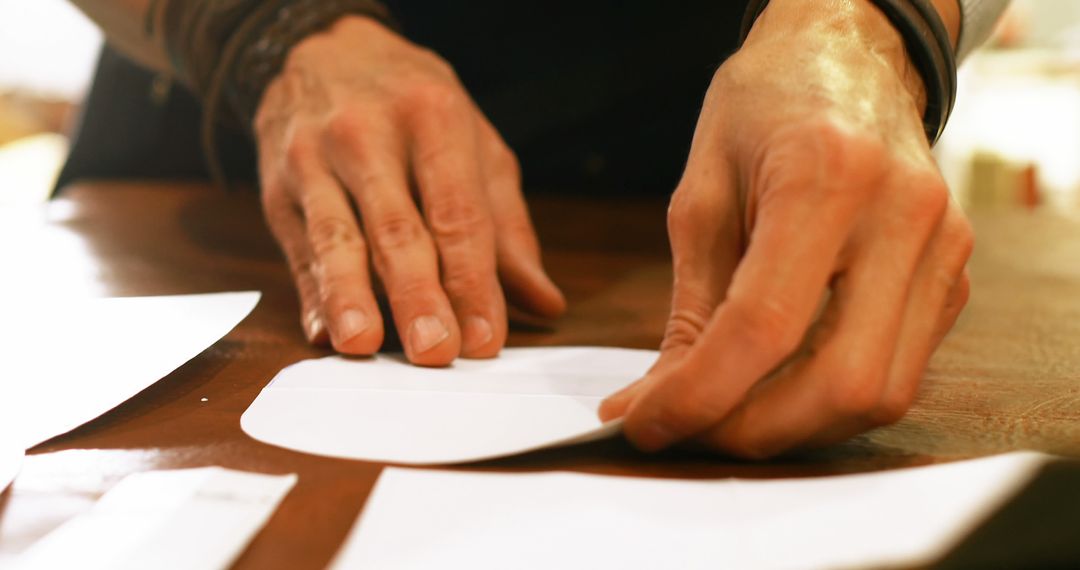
[0,0,100,202]
[0,0,102,99]
[939,52,1080,212]
[937,0,1080,213]
[0,133,68,205]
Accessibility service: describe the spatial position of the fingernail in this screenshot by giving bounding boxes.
[304,311,326,343]
[597,398,621,422]
[634,422,677,452]
[337,309,369,341]
[462,316,493,353]
[599,384,638,421]
[409,315,451,355]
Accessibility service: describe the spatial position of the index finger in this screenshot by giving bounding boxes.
[622,145,871,451]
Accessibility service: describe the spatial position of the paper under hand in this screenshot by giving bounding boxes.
[333,452,1052,570]
[241,347,657,464]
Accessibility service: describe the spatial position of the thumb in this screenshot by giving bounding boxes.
[596,286,720,422]
[599,177,741,421]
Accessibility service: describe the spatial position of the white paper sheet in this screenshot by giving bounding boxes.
[333,452,1050,570]
[0,439,22,491]
[0,292,260,449]
[13,467,296,570]
[241,347,657,464]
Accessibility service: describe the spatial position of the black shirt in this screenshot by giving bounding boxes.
[59,1,745,195]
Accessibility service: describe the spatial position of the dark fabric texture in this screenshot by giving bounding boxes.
[59,2,745,195]
[56,46,255,189]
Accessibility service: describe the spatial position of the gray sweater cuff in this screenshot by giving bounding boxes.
[958,0,1011,61]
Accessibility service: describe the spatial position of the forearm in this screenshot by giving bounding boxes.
[69,0,170,73]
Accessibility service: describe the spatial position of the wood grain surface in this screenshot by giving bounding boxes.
[1,182,1078,568]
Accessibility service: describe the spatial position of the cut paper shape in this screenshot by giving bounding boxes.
[242,347,658,464]
[0,292,260,449]
[14,467,296,570]
[333,452,1052,570]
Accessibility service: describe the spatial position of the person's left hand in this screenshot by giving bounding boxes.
[598,0,973,458]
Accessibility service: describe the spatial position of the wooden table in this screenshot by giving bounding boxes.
[2,182,1079,568]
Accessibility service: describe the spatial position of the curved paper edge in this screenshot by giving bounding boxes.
[240,345,651,466]
[20,290,262,449]
[241,412,625,467]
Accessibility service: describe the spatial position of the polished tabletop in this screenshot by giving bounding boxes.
[1,182,1079,568]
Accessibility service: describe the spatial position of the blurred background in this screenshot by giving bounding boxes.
[0,0,99,205]
[0,0,1078,212]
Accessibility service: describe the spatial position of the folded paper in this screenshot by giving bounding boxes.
[241,347,658,464]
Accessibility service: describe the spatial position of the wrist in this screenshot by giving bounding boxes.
[741,0,960,145]
[231,3,396,130]
[744,0,929,114]
[278,14,391,72]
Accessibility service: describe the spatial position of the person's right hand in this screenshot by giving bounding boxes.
[254,16,566,366]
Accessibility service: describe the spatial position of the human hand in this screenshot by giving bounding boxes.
[254,16,565,365]
[599,0,973,457]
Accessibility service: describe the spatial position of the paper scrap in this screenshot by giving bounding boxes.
[13,467,297,570]
[0,292,260,449]
[333,452,1050,570]
[241,347,657,464]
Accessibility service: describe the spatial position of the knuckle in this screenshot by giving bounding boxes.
[404,80,463,115]
[442,267,492,295]
[414,47,457,76]
[288,257,315,281]
[666,184,725,247]
[661,296,714,351]
[660,315,706,353]
[666,186,694,227]
[942,212,976,263]
[283,133,320,175]
[370,214,427,252]
[810,121,885,172]
[900,178,950,229]
[728,297,804,359]
[759,121,891,205]
[427,194,490,241]
[326,108,378,158]
[308,216,360,257]
[488,144,521,182]
[390,276,440,302]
